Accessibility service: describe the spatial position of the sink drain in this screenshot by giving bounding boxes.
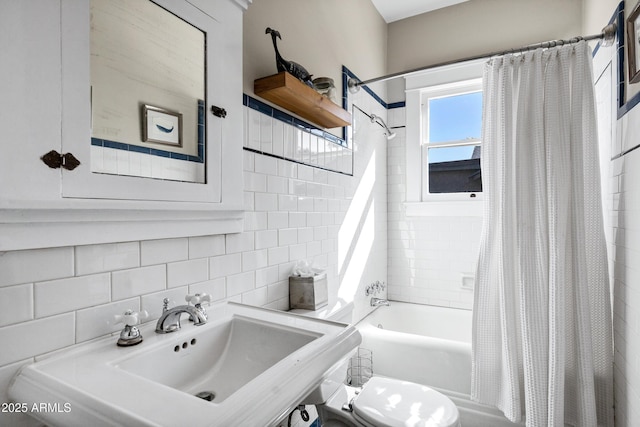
[195,391,216,402]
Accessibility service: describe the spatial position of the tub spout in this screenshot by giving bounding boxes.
[370,297,390,307]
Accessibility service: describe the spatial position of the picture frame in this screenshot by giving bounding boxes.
[142,105,183,147]
[627,1,640,84]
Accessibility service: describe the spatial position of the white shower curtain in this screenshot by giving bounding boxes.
[471,41,614,426]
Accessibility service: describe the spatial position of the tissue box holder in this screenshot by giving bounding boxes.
[289,273,328,310]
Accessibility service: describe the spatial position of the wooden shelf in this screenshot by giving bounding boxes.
[254,72,351,129]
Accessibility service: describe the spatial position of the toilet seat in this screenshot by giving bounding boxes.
[351,377,460,427]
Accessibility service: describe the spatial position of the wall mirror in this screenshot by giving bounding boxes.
[90,0,206,183]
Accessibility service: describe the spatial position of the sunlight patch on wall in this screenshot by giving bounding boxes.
[338,151,376,272]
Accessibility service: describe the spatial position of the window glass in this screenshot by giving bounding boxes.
[427,146,482,194]
[422,87,483,198]
[428,92,482,143]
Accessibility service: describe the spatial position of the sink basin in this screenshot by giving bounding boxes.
[9,302,361,427]
[116,315,319,403]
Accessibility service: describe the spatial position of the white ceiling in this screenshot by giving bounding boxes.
[370,0,470,23]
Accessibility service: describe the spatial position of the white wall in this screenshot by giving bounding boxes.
[243,0,388,102]
[586,1,640,425]
[609,134,640,427]
[583,0,619,34]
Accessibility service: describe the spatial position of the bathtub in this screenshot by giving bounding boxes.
[356,302,522,427]
[357,302,472,394]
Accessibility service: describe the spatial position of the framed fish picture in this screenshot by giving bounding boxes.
[142,105,183,147]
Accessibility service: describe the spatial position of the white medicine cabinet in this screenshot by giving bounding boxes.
[0,0,250,250]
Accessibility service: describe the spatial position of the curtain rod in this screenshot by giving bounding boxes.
[347,23,617,92]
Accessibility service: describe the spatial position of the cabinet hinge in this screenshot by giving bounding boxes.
[41,150,81,171]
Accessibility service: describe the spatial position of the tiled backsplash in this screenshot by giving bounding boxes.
[0,89,388,426]
[244,95,353,175]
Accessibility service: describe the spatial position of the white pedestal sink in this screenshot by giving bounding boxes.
[9,302,361,427]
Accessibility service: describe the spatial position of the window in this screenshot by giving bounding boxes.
[404,60,484,211]
[421,79,482,200]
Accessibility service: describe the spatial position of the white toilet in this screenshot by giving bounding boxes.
[291,302,461,427]
[315,376,460,427]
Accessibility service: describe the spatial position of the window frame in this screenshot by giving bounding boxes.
[420,79,483,201]
[404,60,485,214]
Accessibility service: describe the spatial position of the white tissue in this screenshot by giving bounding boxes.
[291,259,323,278]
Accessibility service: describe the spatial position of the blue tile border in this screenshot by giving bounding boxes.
[90,100,206,164]
[387,101,407,109]
[607,1,640,159]
[597,1,640,120]
[340,65,406,149]
[243,94,348,148]
[243,93,353,176]
[342,66,387,109]
[341,67,350,143]
[615,0,640,118]
[341,65,406,111]
[611,1,630,119]
[91,138,204,163]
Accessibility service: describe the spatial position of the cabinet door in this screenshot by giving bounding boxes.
[0,0,245,251]
[0,0,64,205]
[61,0,235,205]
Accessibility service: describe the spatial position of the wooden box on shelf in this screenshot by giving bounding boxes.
[254,72,351,129]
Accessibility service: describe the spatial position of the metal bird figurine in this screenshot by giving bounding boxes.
[265,27,314,87]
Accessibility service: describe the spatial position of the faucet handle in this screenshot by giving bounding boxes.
[114,309,148,347]
[114,309,149,326]
[185,293,211,306]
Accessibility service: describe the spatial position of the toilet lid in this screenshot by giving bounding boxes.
[352,377,460,427]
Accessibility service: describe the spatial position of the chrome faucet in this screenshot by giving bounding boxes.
[370,297,390,307]
[155,298,208,333]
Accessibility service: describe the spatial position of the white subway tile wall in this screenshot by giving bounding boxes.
[111,265,166,300]
[0,284,33,327]
[610,146,640,427]
[243,106,353,176]
[91,146,205,183]
[34,274,111,318]
[75,242,140,275]
[0,247,74,286]
[386,107,480,310]
[0,93,387,426]
[0,314,76,366]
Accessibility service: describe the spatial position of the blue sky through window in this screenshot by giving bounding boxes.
[428,91,482,163]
